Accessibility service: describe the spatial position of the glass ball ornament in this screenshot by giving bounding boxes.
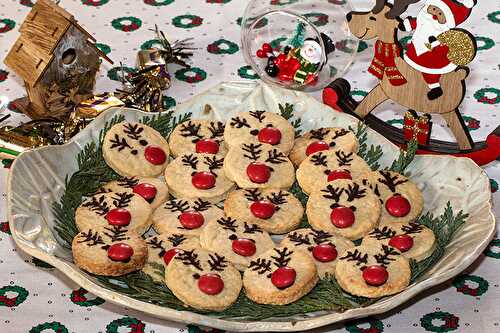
[241,0,358,92]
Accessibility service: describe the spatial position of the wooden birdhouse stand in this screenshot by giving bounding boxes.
[3,0,112,120]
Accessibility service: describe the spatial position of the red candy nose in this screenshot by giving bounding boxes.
[106,208,131,226]
[362,265,388,286]
[232,238,257,257]
[258,127,282,145]
[133,183,157,203]
[312,244,338,262]
[107,243,134,262]
[385,195,411,217]
[178,211,205,229]
[327,170,352,182]
[198,274,224,295]
[163,248,180,265]
[192,171,216,190]
[250,200,276,219]
[271,267,296,289]
[144,146,167,165]
[306,141,330,156]
[389,234,414,252]
[195,139,220,154]
[330,206,355,228]
[246,162,271,184]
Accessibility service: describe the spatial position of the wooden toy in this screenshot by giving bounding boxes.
[322,0,500,166]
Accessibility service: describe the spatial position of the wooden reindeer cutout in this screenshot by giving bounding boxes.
[323,0,500,165]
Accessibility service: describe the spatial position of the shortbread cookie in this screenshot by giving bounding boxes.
[103,122,170,177]
[223,143,295,189]
[72,226,147,276]
[143,233,201,282]
[199,216,275,271]
[335,243,410,298]
[307,179,381,240]
[169,120,227,157]
[289,128,358,166]
[99,177,168,209]
[165,153,235,203]
[224,111,295,153]
[165,248,242,311]
[361,170,424,224]
[224,188,304,234]
[76,191,152,235]
[280,228,354,278]
[362,222,436,262]
[152,198,224,236]
[296,149,371,194]
[243,247,318,305]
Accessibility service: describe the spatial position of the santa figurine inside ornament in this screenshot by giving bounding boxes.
[241,0,358,91]
[322,0,500,166]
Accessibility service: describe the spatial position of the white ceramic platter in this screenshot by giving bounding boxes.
[7,82,495,332]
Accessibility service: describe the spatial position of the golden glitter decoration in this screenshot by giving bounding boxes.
[437,29,476,66]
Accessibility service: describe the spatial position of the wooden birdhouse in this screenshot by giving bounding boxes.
[3,0,112,120]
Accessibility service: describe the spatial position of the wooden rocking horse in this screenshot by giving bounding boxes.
[322,0,500,166]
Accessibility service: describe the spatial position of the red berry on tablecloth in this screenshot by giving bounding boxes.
[132,183,157,203]
[386,195,411,217]
[246,162,271,183]
[232,238,257,257]
[362,265,388,286]
[256,49,267,58]
[330,206,355,228]
[198,274,224,295]
[306,141,330,156]
[163,248,181,265]
[250,200,276,219]
[271,266,296,289]
[192,171,216,189]
[312,244,338,262]
[327,170,352,182]
[195,139,220,154]
[389,234,414,252]
[106,208,131,226]
[144,146,167,165]
[262,43,273,53]
[178,211,205,229]
[258,127,282,145]
[107,243,134,262]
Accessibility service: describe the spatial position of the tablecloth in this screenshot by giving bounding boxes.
[0,0,499,332]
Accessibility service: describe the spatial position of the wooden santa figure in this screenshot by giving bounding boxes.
[400,0,476,100]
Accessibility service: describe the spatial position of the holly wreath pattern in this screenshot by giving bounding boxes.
[462,116,480,131]
[236,17,268,28]
[187,324,225,333]
[175,67,207,83]
[144,0,174,6]
[350,89,369,101]
[111,17,142,32]
[107,66,137,82]
[70,287,105,307]
[420,311,460,332]
[0,69,8,83]
[345,317,384,333]
[490,179,499,193]
[336,39,368,53]
[0,19,15,34]
[237,65,259,79]
[0,285,29,307]
[304,13,329,27]
[29,322,69,333]
[270,0,299,5]
[452,274,489,297]
[105,317,145,333]
[82,0,109,6]
[475,36,495,51]
[473,87,499,104]
[484,238,500,258]
[172,14,203,29]
[162,96,176,109]
[328,0,347,4]
[2,159,13,168]
[487,11,500,24]
[206,0,232,3]
[0,221,10,234]
[141,39,163,50]
[31,257,54,269]
[20,0,35,7]
[207,39,239,55]
[95,43,111,55]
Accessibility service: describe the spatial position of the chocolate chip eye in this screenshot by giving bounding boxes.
[131,150,138,155]
[250,129,259,136]
[139,139,148,146]
[266,124,273,128]
[324,170,330,175]
[330,203,340,209]
[350,206,357,212]
[307,246,314,252]
[229,234,237,240]
[329,141,336,147]
[191,172,197,177]
[193,273,200,279]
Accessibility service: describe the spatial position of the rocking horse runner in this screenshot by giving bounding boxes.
[322,0,500,165]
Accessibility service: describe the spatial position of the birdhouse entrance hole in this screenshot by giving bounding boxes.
[62,48,76,65]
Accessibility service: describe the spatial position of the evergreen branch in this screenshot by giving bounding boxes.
[350,122,383,170]
[389,139,418,175]
[278,103,302,137]
[141,111,191,138]
[289,181,310,228]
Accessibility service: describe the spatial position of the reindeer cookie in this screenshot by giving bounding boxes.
[296,149,371,194]
[243,247,318,305]
[103,122,170,177]
[72,226,148,276]
[335,243,410,298]
[362,222,436,262]
[199,216,275,271]
[224,111,295,153]
[361,170,424,224]
[99,177,168,209]
[169,120,227,157]
[164,153,235,203]
[75,191,152,235]
[223,143,295,189]
[143,233,201,282]
[152,198,224,236]
[307,179,381,240]
[165,248,242,311]
[289,127,358,167]
[224,188,304,234]
[280,228,354,278]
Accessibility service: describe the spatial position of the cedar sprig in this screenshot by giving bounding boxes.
[350,122,383,170]
[278,103,302,137]
[289,181,310,228]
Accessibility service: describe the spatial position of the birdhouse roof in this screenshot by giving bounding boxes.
[3,0,112,87]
